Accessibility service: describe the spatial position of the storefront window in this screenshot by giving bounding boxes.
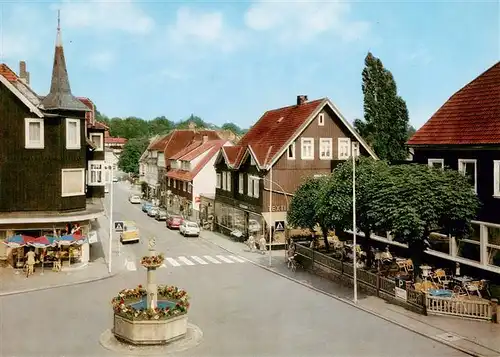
[457,240,480,262]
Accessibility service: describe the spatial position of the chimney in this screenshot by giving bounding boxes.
[19,61,30,85]
[203,135,208,143]
[297,95,308,105]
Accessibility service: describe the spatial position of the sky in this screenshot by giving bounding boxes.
[1,0,498,130]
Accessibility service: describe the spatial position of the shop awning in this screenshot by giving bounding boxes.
[4,234,36,248]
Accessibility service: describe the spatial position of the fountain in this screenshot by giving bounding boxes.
[111,237,190,345]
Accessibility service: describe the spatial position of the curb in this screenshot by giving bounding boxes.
[0,270,120,297]
[200,235,486,357]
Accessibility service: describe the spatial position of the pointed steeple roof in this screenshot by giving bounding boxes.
[41,10,89,112]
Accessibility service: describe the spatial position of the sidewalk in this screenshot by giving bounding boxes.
[200,229,500,357]
[0,213,127,296]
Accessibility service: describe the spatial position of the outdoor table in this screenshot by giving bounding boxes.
[429,289,453,298]
[453,276,474,286]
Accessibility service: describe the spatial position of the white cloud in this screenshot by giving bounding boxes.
[87,51,115,71]
[167,7,245,53]
[54,0,154,35]
[244,1,370,43]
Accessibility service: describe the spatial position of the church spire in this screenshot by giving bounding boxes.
[41,10,89,112]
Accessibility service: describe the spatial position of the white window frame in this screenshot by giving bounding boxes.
[428,158,444,169]
[61,168,85,197]
[239,173,244,194]
[222,172,227,190]
[301,138,314,160]
[183,182,186,191]
[338,138,351,160]
[25,118,44,149]
[88,160,105,186]
[227,172,231,191]
[287,142,296,160]
[319,138,333,160]
[187,183,192,193]
[216,173,221,189]
[66,118,81,150]
[318,113,325,126]
[89,132,104,151]
[168,178,171,187]
[173,180,177,189]
[494,160,500,197]
[248,175,260,198]
[458,159,477,193]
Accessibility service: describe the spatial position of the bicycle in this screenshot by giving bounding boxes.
[287,253,302,273]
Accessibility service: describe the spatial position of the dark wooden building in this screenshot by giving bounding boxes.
[408,61,500,273]
[0,16,105,262]
[214,95,377,243]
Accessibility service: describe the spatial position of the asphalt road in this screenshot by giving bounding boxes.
[0,182,468,357]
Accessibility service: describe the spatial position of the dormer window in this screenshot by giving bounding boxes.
[318,113,325,126]
[25,118,44,149]
[66,118,81,149]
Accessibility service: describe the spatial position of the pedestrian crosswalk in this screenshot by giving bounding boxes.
[125,254,247,271]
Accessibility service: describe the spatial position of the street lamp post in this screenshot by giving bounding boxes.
[352,142,358,304]
[108,164,114,274]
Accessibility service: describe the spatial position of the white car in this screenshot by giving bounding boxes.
[129,195,141,204]
[179,221,200,237]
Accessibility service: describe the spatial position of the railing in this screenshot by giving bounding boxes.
[295,243,426,314]
[427,296,492,321]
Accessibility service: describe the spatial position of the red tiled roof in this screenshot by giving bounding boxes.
[105,136,127,144]
[94,121,109,130]
[180,140,226,161]
[222,146,244,165]
[229,98,324,167]
[0,63,18,82]
[167,143,226,181]
[171,140,203,160]
[408,61,500,146]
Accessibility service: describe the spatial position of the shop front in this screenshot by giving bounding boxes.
[213,197,265,243]
[0,220,92,272]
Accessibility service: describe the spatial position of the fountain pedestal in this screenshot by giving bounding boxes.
[112,237,189,345]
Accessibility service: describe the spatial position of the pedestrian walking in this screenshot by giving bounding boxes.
[247,235,256,252]
[259,236,267,255]
[25,248,36,278]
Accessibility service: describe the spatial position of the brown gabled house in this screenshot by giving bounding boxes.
[0,17,106,267]
[408,61,500,271]
[213,95,377,244]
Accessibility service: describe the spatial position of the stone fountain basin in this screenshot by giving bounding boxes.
[113,299,188,345]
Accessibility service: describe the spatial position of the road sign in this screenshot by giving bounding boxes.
[114,221,124,232]
[395,277,408,301]
[274,221,285,231]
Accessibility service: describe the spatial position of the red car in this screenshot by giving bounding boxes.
[166,215,183,229]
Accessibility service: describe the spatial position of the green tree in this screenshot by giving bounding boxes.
[176,114,210,129]
[355,52,411,162]
[118,137,149,174]
[149,116,174,135]
[329,157,392,266]
[373,164,480,277]
[221,122,243,135]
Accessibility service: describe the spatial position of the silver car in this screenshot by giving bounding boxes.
[155,209,168,221]
[147,206,159,217]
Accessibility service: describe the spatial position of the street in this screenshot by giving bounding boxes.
[0,182,468,357]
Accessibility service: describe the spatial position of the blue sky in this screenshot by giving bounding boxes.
[1,1,498,130]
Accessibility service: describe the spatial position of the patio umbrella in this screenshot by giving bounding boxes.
[4,234,32,248]
[30,236,57,275]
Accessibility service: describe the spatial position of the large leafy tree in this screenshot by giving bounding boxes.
[287,177,333,249]
[118,137,150,174]
[354,52,411,162]
[329,157,392,266]
[373,164,480,277]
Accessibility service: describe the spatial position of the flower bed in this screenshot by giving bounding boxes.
[140,253,165,268]
[111,284,190,321]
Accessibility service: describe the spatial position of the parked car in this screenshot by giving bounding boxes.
[105,186,109,194]
[129,195,141,204]
[113,177,118,183]
[155,209,168,221]
[147,206,159,217]
[180,221,200,237]
[119,221,140,244]
[142,202,152,212]
[166,215,183,229]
